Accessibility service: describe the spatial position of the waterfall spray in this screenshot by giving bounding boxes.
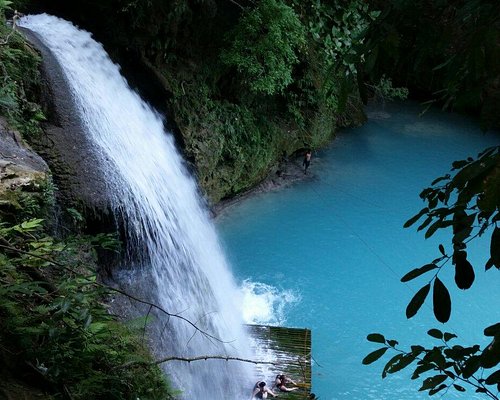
[20,14,254,399]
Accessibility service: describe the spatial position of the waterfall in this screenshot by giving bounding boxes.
[20,14,254,399]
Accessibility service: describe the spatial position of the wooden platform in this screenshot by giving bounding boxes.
[246,324,312,399]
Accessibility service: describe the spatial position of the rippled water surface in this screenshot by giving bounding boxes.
[218,103,499,399]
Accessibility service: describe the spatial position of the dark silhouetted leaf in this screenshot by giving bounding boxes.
[443,332,457,342]
[425,220,443,239]
[484,323,500,337]
[410,345,425,355]
[404,208,430,228]
[419,374,448,391]
[382,354,401,378]
[401,264,438,282]
[431,174,451,185]
[462,355,481,378]
[452,157,495,189]
[423,348,447,369]
[412,362,435,379]
[452,210,468,234]
[387,340,398,347]
[427,329,443,339]
[429,384,447,395]
[453,384,466,392]
[367,333,386,343]
[417,216,433,231]
[362,347,388,365]
[453,251,475,289]
[485,370,500,385]
[406,284,431,319]
[438,244,445,255]
[444,371,455,379]
[491,227,500,269]
[451,160,469,170]
[386,353,417,374]
[433,278,451,323]
[481,338,500,368]
[431,255,446,264]
[452,212,476,243]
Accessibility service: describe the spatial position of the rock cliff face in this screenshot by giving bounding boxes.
[0,117,50,222]
[18,30,116,231]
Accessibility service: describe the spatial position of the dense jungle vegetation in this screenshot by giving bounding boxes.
[1,0,498,398]
[20,0,500,202]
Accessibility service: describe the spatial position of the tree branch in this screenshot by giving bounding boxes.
[0,242,227,344]
[114,355,280,370]
[155,355,278,366]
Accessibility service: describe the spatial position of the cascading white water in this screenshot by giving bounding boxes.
[20,14,254,399]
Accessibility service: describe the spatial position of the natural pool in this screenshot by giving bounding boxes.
[217,102,499,400]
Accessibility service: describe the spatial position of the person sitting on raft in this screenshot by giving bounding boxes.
[273,374,299,392]
[251,381,278,399]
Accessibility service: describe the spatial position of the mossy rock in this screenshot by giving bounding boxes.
[0,118,52,222]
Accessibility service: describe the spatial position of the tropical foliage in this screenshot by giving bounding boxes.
[365,146,500,398]
[221,0,306,95]
[362,0,500,129]
[0,218,176,399]
[0,1,45,136]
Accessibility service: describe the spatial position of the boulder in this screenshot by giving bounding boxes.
[0,117,51,221]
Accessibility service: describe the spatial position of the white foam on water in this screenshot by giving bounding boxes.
[240,280,299,326]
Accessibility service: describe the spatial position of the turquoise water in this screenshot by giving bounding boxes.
[217,103,499,400]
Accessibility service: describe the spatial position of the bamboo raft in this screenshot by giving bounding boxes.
[246,324,312,399]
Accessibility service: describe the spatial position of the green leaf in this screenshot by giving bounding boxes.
[406,283,430,319]
[401,264,438,282]
[433,278,451,323]
[427,329,443,339]
[362,347,388,365]
[88,322,108,334]
[367,333,386,344]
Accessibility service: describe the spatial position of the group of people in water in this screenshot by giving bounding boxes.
[251,374,317,399]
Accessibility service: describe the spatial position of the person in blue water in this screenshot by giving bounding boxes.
[273,374,299,392]
[251,381,278,399]
[303,149,312,174]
